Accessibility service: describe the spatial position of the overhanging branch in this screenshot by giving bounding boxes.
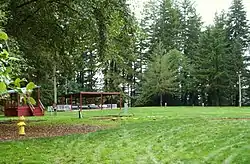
[16,0,38,9]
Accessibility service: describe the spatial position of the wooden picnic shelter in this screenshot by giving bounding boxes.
[60,92,122,111]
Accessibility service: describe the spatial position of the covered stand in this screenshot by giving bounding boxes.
[60,92,122,111]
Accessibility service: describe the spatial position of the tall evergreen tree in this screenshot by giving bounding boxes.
[154,0,181,52]
[178,0,202,105]
[138,42,179,106]
[132,0,159,106]
[226,0,250,105]
[195,12,232,106]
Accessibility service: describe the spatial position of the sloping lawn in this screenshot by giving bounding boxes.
[1,107,250,163]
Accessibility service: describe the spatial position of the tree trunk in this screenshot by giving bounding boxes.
[53,65,57,104]
[216,89,220,106]
[182,93,187,105]
[160,94,162,107]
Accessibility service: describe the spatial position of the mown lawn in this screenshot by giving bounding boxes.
[1,107,250,163]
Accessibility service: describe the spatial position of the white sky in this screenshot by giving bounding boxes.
[130,0,250,26]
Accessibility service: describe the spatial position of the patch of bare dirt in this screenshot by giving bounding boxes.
[0,124,104,142]
[0,119,46,124]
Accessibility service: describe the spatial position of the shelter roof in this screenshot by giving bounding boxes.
[61,92,120,98]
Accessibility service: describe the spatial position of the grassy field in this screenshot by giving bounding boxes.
[1,107,250,163]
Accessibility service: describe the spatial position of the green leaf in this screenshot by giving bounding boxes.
[0,49,9,59]
[15,88,23,94]
[26,82,36,91]
[0,82,7,93]
[13,78,27,88]
[14,78,21,87]
[0,31,8,41]
[3,49,9,58]
[5,67,12,74]
[8,57,19,61]
[28,97,36,105]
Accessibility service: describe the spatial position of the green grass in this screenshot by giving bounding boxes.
[1,107,250,163]
[0,109,123,126]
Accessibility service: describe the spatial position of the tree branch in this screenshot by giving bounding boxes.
[51,1,80,15]
[17,0,56,26]
[18,7,42,26]
[16,0,38,9]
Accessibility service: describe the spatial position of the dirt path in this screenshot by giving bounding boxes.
[0,123,103,141]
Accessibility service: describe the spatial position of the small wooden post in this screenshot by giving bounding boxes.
[110,95,112,109]
[70,94,72,111]
[80,93,82,112]
[75,96,77,107]
[101,93,103,110]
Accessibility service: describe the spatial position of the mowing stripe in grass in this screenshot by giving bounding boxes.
[2,107,250,163]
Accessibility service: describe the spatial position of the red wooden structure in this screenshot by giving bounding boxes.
[3,86,45,117]
[60,92,122,111]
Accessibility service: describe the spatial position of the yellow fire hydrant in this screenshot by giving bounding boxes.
[17,116,26,136]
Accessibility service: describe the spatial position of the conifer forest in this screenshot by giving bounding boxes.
[0,0,249,107]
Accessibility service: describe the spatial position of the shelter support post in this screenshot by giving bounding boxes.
[80,93,82,112]
[111,95,112,109]
[75,97,77,107]
[70,95,72,111]
[101,94,103,110]
[78,93,83,118]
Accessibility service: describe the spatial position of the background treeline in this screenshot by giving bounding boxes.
[0,0,249,106]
